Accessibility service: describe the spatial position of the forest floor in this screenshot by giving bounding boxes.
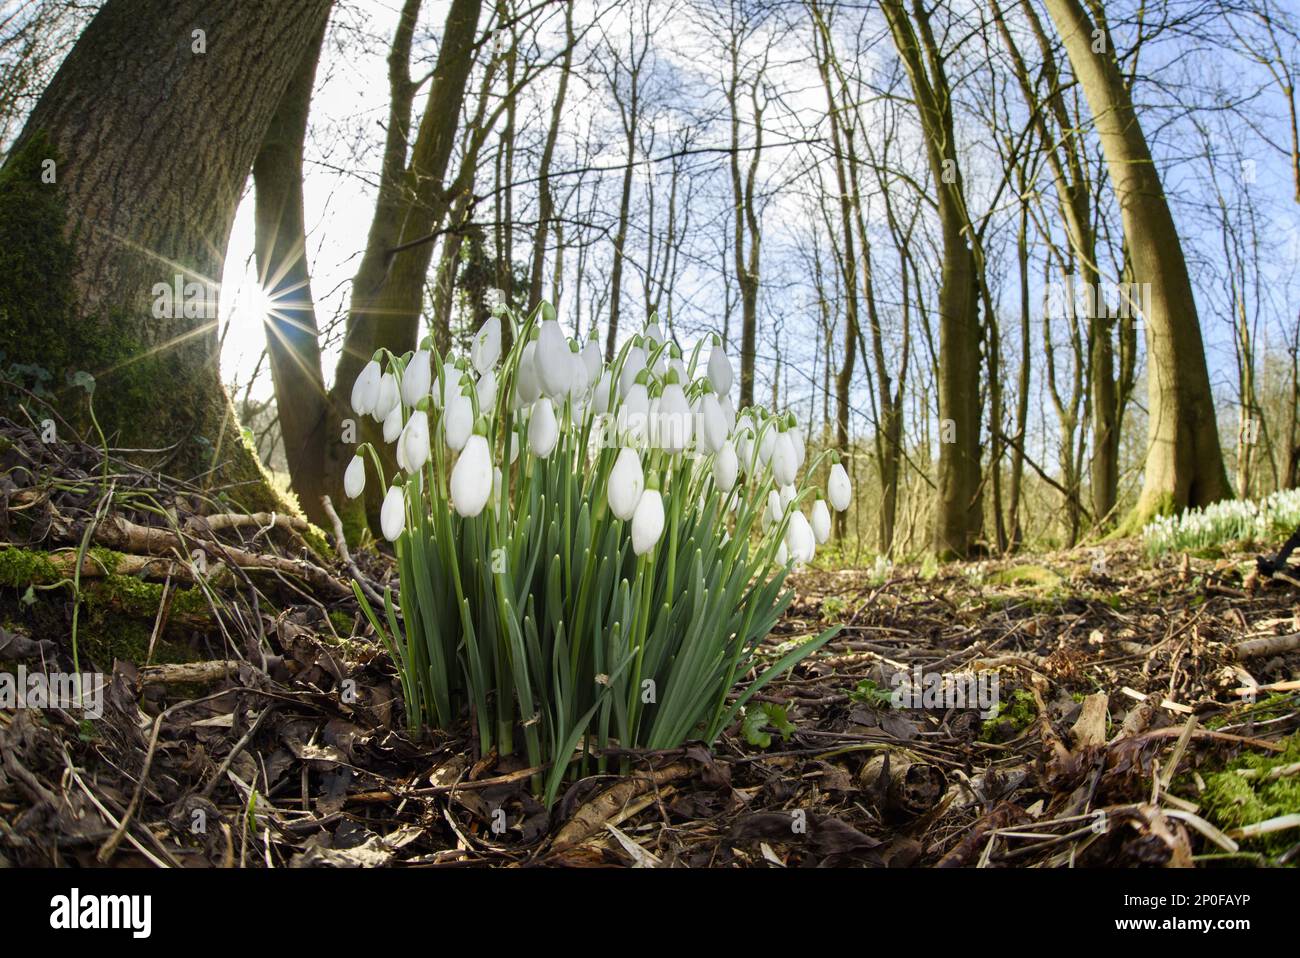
[2,417,1299,867]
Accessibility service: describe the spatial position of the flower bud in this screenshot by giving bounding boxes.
[608,447,645,521]
[450,434,493,517]
[343,454,365,499]
[381,484,405,542]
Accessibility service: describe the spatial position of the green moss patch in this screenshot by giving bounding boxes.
[1201,732,1300,857]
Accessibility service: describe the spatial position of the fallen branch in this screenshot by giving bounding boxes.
[93,515,348,597]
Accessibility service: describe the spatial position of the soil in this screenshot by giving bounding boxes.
[2,418,1298,868]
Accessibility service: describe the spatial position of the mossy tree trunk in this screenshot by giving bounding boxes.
[1042,0,1231,530]
[2,0,332,510]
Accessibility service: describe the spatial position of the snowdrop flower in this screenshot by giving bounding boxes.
[707,342,733,396]
[828,462,852,512]
[372,372,400,421]
[786,510,815,565]
[764,489,782,530]
[619,346,646,398]
[772,430,798,486]
[757,422,776,465]
[621,379,650,445]
[382,403,403,444]
[529,397,559,457]
[444,391,473,451]
[434,366,464,410]
[399,411,430,471]
[536,319,571,397]
[644,320,664,346]
[779,483,796,510]
[713,440,739,492]
[790,427,806,471]
[476,367,497,411]
[516,341,542,405]
[351,359,381,416]
[698,392,727,454]
[402,350,431,407]
[450,434,492,517]
[656,376,693,452]
[471,316,501,373]
[582,334,603,386]
[811,497,832,544]
[719,393,736,433]
[632,486,665,555]
[381,484,405,542]
[775,540,788,567]
[568,346,589,399]
[592,370,614,415]
[343,454,365,499]
[608,447,645,521]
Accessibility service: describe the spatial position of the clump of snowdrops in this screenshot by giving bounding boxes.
[344,302,850,803]
[1142,487,1300,557]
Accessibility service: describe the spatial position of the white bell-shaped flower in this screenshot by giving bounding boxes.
[515,342,542,405]
[619,346,646,398]
[707,343,733,396]
[536,319,572,397]
[528,397,559,458]
[399,411,430,471]
[450,434,492,517]
[696,393,724,454]
[631,488,665,556]
[758,423,776,465]
[772,431,798,486]
[786,510,816,565]
[719,394,736,433]
[444,390,473,451]
[582,336,603,385]
[402,350,431,407]
[780,483,796,510]
[713,440,739,492]
[775,540,789,566]
[592,370,614,415]
[608,447,645,521]
[790,427,806,471]
[829,462,852,512]
[655,380,693,453]
[351,359,382,416]
[372,372,400,422]
[381,484,405,542]
[568,348,589,399]
[382,403,403,444]
[343,454,365,499]
[644,320,664,346]
[812,497,832,544]
[621,381,650,445]
[475,367,497,411]
[471,316,502,373]
[764,489,782,530]
[434,366,464,410]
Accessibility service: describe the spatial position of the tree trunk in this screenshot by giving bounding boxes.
[2,0,332,510]
[253,18,330,525]
[1043,0,1231,529]
[882,0,983,557]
